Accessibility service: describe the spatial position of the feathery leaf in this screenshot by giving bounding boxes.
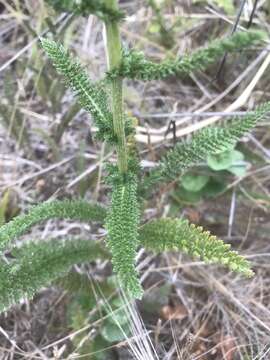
[0,200,106,252]
[106,170,143,299]
[0,239,108,312]
[143,101,270,189]
[108,31,263,81]
[40,37,116,143]
[140,218,254,277]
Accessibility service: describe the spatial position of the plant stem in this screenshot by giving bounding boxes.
[105,0,128,174]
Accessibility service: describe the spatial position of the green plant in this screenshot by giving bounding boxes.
[168,144,254,207]
[60,273,132,358]
[0,0,268,310]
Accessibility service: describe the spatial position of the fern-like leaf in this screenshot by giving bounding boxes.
[0,200,106,252]
[40,38,115,143]
[108,31,263,81]
[106,171,143,299]
[45,0,124,22]
[143,101,270,189]
[0,239,108,312]
[140,218,253,277]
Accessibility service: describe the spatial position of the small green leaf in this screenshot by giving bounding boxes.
[173,187,202,204]
[227,150,248,177]
[200,178,226,198]
[101,320,130,343]
[107,307,129,326]
[207,149,248,176]
[229,164,247,177]
[106,297,130,326]
[90,335,112,360]
[207,150,234,171]
[111,31,263,81]
[68,299,88,335]
[181,173,209,192]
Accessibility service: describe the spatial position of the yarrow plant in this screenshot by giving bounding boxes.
[0,0,269,310]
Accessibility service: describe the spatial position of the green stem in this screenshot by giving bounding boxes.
[105,0,128,174]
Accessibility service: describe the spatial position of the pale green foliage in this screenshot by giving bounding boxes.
[140,218,253,277]
[108,31,263,81]
[0,200,106,252]
[0,239,108,312]
[0,8,260,308]
[40,38,115,143]
[143,101,270,190]
[106,171,143,299]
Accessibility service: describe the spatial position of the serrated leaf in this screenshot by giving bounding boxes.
[0,239,108,312]
[140,218,254,277]
[143,101,270,192]
[40,37,114,143]
[111,31,263,81]
[106,173,143,299]
[228,163,248,177]
[0,199,106,252]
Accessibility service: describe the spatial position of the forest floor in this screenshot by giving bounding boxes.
[0,0,270,359]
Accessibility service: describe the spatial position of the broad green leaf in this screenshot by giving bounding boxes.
[200,178,226,198]
[181,173,209,192]
[207,150,235,171]
[101,320,130,343]
[173,187,202,204]
[207,149,248,176]
[227,150,248,177]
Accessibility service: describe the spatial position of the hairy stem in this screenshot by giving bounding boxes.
[105,0,128,174]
